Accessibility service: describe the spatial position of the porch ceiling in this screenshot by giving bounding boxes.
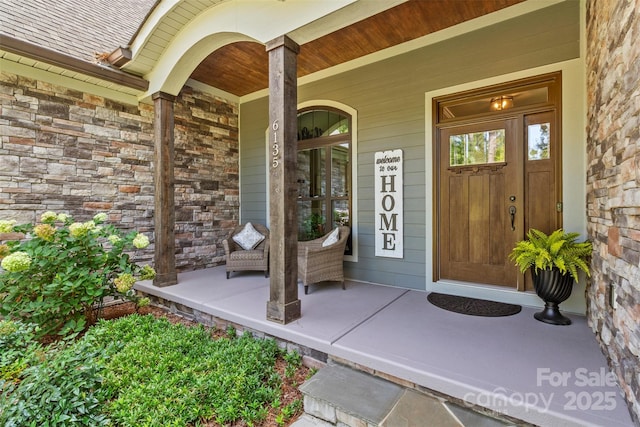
[190,0,524,97]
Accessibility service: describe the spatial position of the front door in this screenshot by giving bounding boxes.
[435,72,562,290]
[439,119,521,287]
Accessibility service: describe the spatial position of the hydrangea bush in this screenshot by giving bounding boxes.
[0,212,154,338]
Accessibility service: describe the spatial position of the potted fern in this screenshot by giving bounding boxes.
[509,229,592,325]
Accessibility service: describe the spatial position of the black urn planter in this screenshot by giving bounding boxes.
[531,268,574,325]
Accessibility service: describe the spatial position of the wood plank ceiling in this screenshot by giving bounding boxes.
[189,0,524,96]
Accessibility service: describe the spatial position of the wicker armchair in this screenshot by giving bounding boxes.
[298,226,350,294]
[223,223,270,279]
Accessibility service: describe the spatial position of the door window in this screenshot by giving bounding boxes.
[449,129,505,166]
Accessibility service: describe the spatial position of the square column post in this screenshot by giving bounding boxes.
[152,91,177,286]
[266,35,301,323]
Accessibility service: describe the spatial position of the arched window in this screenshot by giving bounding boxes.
[296,108,352,254]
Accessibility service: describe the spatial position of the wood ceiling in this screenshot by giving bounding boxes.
[189,0,524,97]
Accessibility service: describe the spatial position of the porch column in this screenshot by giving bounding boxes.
[152,91,177,287]
[266,35,301,324]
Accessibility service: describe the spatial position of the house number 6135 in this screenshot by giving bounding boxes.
[272,120,280,169]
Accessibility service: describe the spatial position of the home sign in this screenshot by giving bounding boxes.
[374,149,403,258]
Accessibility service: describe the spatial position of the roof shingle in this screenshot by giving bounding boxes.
[0,0,157,62]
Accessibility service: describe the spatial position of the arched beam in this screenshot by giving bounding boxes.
[125,0,355,99]
[144,32,256,98]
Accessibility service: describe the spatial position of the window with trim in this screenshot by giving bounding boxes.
[297,108,352,254]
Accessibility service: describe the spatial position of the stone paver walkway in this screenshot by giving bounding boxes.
[294,364,511,427]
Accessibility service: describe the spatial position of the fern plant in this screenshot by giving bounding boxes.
[509,229,592,282]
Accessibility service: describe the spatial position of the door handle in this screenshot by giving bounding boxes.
[509,206,516,231]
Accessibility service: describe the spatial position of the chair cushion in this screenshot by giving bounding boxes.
[322,227,340,247]
[229,250,264,261]
[232,222,265,250]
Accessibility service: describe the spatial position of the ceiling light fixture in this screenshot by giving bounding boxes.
[490,95,514,111]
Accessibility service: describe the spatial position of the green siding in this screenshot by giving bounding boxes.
[238,1,580,290]
[239,99,269,224]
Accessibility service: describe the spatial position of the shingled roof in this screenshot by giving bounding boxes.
[0,0,157,62]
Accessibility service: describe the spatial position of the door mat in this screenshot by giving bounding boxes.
[427,292,522,317]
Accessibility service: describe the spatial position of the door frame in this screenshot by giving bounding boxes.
[423,59,589,313]
[433,71,562,291]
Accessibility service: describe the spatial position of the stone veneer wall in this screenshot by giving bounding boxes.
[173,86,239,269]
[0,71,238,270]
[585,0,640,423]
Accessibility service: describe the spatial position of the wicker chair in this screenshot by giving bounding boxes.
[298,226,350,294]
[223,223,270,279]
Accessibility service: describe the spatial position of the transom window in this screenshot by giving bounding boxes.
[296,108,352,254]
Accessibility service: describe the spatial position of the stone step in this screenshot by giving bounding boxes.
[294,363,513,427]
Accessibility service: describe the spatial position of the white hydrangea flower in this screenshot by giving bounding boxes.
[1,251,32,272]
[132,233,150,249]
[40,211,58,223]
[93,212,108,223]
[0,219,17,233]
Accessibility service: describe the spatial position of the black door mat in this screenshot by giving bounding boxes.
[427,292,522,317]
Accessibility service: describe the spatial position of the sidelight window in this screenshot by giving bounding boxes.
[527,123,551,160]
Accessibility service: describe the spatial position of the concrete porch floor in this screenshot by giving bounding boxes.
[134,267,634,427]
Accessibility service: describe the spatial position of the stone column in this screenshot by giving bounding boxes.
[266,35,301,323]
[152,92,177,287]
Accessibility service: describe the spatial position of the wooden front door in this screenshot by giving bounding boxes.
[439,119,521,287]
[437,111,560,290]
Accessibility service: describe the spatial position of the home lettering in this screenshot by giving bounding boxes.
[379,175,398,250]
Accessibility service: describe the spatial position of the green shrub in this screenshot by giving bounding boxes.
[276,398,303,426]
[86,314,283,426]
[0,313,305,426]
[284,349,302,379]
[226,324,237,338]
[0,334,112,426]
[0,320,43,387]
[0,212,154,338]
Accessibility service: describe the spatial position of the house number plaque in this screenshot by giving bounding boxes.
[271,119,280,169]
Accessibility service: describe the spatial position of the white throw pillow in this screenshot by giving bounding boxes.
[232,222,265,250]
[322,227,340,247]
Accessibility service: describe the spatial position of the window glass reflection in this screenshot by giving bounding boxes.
[449,129,505,166]
[331,145,349,197]
[528,123,551,160]
[297,148,325,197]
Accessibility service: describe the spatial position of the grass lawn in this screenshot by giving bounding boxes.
[0,305,311,426]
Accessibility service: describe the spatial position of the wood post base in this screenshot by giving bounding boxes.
[266,299,301,324]
[153,272,177,287]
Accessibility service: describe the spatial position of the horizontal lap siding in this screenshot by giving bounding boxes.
[239,1,579,289]
[239,99,269,225]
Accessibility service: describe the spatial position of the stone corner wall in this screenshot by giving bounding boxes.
[173,86,240,270]
[585,0,640,424]
[0,71,239,271]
